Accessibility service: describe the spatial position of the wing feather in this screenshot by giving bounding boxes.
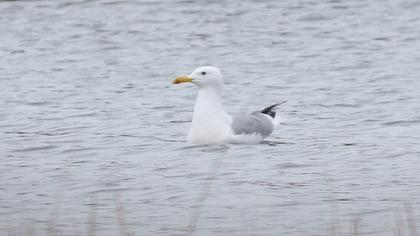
[231,114,274,137]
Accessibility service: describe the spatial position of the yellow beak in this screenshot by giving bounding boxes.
[173,76,193,84]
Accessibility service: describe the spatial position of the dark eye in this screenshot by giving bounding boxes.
[201,71,206,75]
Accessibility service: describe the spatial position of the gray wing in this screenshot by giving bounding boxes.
[231,113,274,137]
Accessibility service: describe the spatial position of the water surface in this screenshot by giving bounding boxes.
[1,0,420,235]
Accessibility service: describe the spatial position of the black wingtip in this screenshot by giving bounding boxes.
[260,101,287,118]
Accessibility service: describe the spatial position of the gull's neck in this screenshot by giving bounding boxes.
[188,87,231,144]
[194,87,225,115]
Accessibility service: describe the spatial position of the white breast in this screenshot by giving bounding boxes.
[187,88,232,144]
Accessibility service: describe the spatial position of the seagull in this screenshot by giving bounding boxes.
[173,66,285,144]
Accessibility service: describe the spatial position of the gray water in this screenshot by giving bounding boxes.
[1,0,420,235]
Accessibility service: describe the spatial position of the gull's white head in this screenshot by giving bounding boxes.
[173,66,223,90]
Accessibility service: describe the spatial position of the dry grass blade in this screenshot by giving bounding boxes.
[326,177,340,236]
[47,192,62,236]
[187,155,225,236]
[350,214,360,236]
[405,201,418,236]
[87,194,97,236]
[114,192,131,236]
[393,210,404,236]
